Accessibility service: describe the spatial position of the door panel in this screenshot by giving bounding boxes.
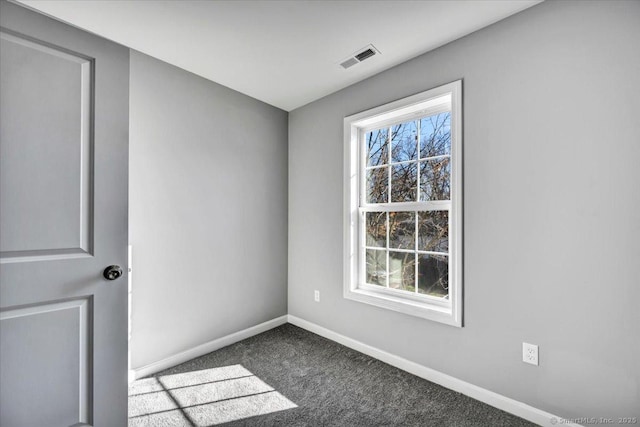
[0,30,93,260]
[0,299,90,426]
[0,1,129,426]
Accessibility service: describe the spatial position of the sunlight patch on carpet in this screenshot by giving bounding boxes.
[128,365,297,426]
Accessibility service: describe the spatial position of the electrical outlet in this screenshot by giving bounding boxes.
[522,342,538,366]
[314,290,320,302]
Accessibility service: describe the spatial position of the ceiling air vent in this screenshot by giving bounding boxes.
[340,44,380,69]
[355,48,376,61]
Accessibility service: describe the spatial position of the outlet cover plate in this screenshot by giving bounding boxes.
[522,342,539,366]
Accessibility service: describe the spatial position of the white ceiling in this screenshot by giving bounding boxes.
[17,0,541,111]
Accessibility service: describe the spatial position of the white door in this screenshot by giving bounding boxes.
[0,2,129,426]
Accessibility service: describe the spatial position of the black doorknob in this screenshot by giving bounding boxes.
[103,265,123,280]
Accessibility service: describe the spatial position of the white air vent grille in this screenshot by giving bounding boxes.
[339,44,380,69]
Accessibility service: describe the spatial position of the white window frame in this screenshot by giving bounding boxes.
[343,80,463,327]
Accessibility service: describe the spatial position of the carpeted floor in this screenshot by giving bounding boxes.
[129,324,534,426]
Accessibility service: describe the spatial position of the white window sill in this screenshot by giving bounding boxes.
[344,286,461,327]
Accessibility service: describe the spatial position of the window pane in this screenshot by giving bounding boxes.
[420,112,451,158]
[417,254,448,297]
[366,128,388,167]
[389,251,415,292]
[389,212,415,250]
[366,167,388,203]
[419,157,450,201]
[366,249,387,286]
[366,212,386,248]
[418,211,448,253]
[391,121,418,163]
[391,163,417,202]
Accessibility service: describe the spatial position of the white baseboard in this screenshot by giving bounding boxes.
[287,315,578,427]
[132,315,288,380]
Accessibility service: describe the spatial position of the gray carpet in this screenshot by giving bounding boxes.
[129,324,534,426]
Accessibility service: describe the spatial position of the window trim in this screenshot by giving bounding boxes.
[343,80,463,327]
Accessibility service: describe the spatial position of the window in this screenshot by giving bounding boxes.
[343,81,462,326]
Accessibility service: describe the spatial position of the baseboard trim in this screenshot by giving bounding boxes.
[132,315,288,379]
[287,315,577,427]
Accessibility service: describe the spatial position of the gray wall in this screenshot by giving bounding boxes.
[129,51,288,369]
[289,0,640,420]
